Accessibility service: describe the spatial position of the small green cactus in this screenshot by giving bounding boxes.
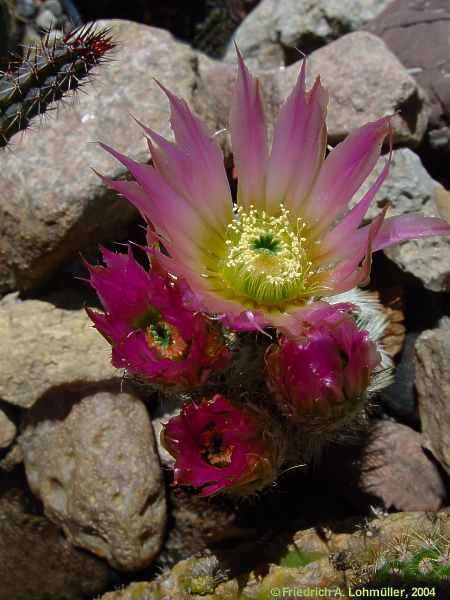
[0,23,114,148]
[356,529,450,594]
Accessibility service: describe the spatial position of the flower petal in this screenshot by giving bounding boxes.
[98,144,223,263]
[304,116,391,231]
[320,155,391,258]
[372,214,450,251]
[323,207,388,294]
[230,47,268,210]
[270,301,354,335]
[138,93,233,230]
[266,62,328,215]
[336,213,450,261]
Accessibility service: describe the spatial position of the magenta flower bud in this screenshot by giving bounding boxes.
[85,246,230,390]
[265,314,380,421]
[161,394,283,496]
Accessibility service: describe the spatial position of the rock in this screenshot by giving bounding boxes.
[19,388,167,571]
[0,299,118,408]
[225,0,395,70]
[319,420,446,512]
[0,407,16,448]
[353,149,450,292]
[195,33,429,159]
[379,288,406,358]
[152,395,183,469]
[35,7,57,30]
[438,315,450,330]
[359,421,446,511]
[415,329,450,477]
[15,0,37,19]
[273,32,429,146]
[364,0,450,134]
[0,490,110,600]
[0,443,24,471]
[44,0,64,19]
[379,332,418,422]
[0,20,198,295]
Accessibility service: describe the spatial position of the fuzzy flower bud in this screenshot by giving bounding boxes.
[161,394,283,496]
[85,246,229,390]
[265,313,380,421]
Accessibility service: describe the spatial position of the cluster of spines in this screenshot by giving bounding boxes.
[355,530,450,593]
[0,23,114,148]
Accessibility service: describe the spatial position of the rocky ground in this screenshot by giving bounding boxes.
[0,1,450,599]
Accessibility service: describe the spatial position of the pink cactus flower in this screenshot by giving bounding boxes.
[162,394,281,496]
[85,246,230,389]
[265,310,380,420]
[98,52,450,331]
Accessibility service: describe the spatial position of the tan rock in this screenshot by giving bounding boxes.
[19,389,166,571]
[273,32,429,146]
[0,299,118,408]
[415,329,450,477]
[0,407,16,448]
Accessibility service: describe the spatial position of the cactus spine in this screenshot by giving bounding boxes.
[0,23,114,148]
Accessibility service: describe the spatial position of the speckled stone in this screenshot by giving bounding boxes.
[19,389,167,571]
[0,299,118,408]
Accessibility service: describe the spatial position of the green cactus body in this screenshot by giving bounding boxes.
[0,23,114,147]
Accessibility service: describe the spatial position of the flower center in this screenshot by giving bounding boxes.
[222,204,320,306]
[200,424,234,468]
[133,307,188,360]
[145,321,188,360]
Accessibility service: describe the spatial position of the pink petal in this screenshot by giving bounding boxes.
[305,117,391,231]
[269,301,354,335]
[339,214,450,260]
[324,206,387,294]
[98,145,220,263]
[321,154,391,257]
[154,82,233,225]
[266,62,328,215]
[230,47,268,210]
[372,214,450,251]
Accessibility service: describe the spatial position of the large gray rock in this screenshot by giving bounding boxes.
[0,299,118,408]
[225,0,396,70]
[19,389,166,571]
[0,490,110,600]
[415,329,450,478]
[0,20,198,295]
[353,149,450,292]
[364,0,450,143]
[195,32,429,157]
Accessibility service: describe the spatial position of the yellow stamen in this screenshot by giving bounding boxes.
[221,204,321,305]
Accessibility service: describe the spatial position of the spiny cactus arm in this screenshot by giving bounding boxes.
[0,23,115,148]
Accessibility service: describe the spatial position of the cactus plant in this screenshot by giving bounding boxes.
[361,530,450,592]
[0,22,114,148]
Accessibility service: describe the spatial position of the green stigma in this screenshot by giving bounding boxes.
[221,204,319,306]
[148,322,171,349]
[251,233,280,254]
